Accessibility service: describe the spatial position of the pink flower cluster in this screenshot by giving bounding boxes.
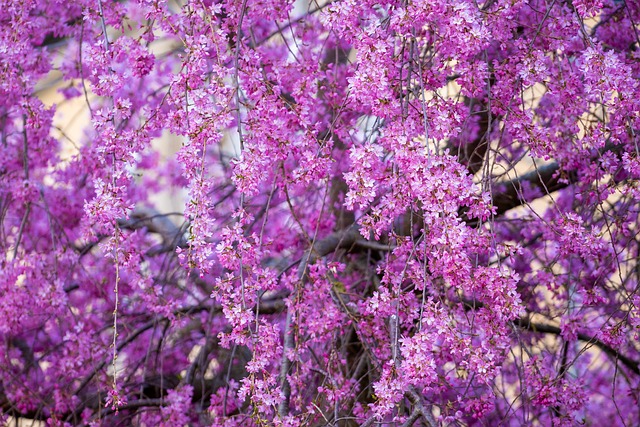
[2,0,640,426]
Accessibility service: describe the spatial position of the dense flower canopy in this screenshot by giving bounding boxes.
[1,0,640,425]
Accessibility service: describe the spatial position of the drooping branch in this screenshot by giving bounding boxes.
[278,225,360,417]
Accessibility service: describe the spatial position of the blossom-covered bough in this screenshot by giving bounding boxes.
[1,0,640,425]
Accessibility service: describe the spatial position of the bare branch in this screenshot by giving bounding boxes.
[515,317,640,376]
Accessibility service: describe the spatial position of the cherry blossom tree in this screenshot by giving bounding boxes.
[1,0,640,425]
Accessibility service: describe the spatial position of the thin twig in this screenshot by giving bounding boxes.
[278,226,360,417]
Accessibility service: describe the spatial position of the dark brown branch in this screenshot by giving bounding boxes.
[34,17,82,48]
[75,207,187,256]
[97,398,165,416]
[460,298,640,376]
[405,389,436,427]
[449,98,493,176]
[488,142,624,218]
[491,162,571,217]
[515,317,640,376]
[117,207,187,251]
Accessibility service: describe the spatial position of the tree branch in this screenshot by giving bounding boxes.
[491,162,570,217]
[515,317,640,376]
[489,142,622,218]
[278,226,360,417]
